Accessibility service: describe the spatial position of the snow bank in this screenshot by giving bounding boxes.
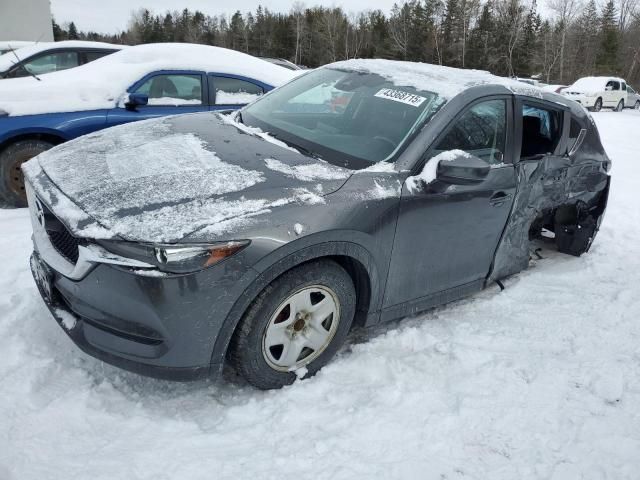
[0,40,124,72]
[0,43,298,117]
[331,59,544,100]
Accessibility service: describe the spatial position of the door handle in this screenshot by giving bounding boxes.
[489,191,512,206]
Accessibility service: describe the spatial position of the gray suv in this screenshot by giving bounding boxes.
[24,61,611,389]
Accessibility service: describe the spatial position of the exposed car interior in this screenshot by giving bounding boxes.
[520,104,562,159]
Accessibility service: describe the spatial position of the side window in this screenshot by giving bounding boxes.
[212,76,264,105]
[521,104,563,159]
[432,99,506,164]
[22,51,79,75]
[622,82,627,91]
[135,74,202,106]
[84,50,113,63]
[606,80,620,91]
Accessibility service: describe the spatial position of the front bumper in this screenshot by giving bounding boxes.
[24,175,258,381]
[563,93,598,107]
[30,248,254,381]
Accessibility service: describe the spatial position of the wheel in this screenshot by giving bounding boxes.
[0,139,55,207]
[229,260,356,389]
[614,99,624,112]
[593,98,602,112]
[634,101,640,110]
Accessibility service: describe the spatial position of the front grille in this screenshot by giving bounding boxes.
[39,200,80,264]
[48,224,80,263]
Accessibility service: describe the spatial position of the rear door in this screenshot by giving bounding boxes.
[382,96,517,315]
[106,71,208,127]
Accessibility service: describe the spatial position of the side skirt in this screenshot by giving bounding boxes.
[378,279,485,324]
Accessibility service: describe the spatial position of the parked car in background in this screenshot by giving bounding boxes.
[0,41,35,55]
[259,57,303,70]
[563,76,629,112]
[23,60,610,389]
[0,41,124,79]
[625,85,640,109]
[0,43,299,206]
[542,84,567,94]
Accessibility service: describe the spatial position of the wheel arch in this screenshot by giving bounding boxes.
[209,241,382,375]
[0,130,67,154]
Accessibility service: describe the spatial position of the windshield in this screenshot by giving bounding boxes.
[242,68,442,169]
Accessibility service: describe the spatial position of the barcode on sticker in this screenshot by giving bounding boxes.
[374,88,427,107]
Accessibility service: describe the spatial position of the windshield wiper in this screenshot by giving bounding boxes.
[269,132,321,159]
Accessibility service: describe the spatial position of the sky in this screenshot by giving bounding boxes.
[50,0,401,34]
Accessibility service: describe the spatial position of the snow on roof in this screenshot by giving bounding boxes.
[0,40,125,72]
[329,59,543,100]
[0,43,299,117]
[567,76,627,93]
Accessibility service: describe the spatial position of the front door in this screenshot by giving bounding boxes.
[107,72,208,127]
[382,97,517,315]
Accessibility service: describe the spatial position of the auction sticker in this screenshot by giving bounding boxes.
[374,88,427,107]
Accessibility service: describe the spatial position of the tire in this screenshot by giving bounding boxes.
[593,98,602,112]
[0,139,55,207]
[614,99,624,112]
[229,260,356,390]
[634,101,640,110]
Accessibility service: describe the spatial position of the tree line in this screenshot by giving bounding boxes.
[53,0,640,86]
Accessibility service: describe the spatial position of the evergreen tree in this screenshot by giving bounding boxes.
[68,22,79,40]
[596,0,619,74]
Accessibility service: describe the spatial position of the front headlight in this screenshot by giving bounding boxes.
[98,240,250,274]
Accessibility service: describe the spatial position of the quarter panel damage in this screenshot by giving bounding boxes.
[488,155,610,283]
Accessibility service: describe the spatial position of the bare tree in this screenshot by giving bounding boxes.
[291,1,305,64]
[388,2,411,59]
[547,0,582,82]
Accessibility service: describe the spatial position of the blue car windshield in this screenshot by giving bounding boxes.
[241,68,442,169]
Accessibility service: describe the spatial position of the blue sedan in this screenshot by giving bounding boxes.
[0,43,299,206]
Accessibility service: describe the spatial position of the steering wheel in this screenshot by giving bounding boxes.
[373,136,396,151]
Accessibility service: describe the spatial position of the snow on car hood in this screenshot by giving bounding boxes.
[23,113,352,242]
[0,43,299,117]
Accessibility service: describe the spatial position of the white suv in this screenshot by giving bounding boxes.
[563,76,628,112]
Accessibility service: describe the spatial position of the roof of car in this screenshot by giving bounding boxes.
[0,40,125,72]
[0,43,300,117]
[567,76,627,92]
[328,59,545,100]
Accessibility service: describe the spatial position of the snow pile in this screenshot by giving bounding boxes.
[0,43,298,116]
[0,40,124,72]
[405,149,469,192]
[264,157,351,181]
[1,112,640,479]
[331,59,544,100]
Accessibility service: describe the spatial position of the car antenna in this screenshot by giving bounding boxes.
[10,48,41,82]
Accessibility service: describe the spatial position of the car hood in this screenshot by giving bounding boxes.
[24,113,352,242]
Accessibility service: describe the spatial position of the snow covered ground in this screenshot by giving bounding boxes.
[1,111,639,480]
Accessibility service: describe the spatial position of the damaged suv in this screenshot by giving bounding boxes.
[24,61,611,389]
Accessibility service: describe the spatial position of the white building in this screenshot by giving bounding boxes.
[0,0,54,42]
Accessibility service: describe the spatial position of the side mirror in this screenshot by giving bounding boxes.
[125,93,149,110]
[436,152,491,185]
[605,85,613,91]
